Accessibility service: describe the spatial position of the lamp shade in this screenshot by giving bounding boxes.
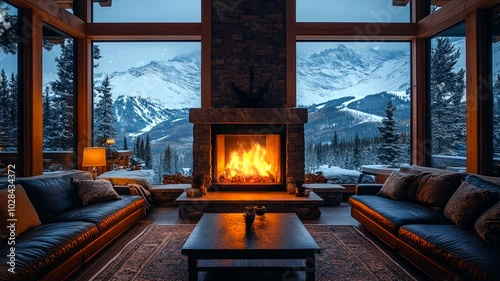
[82,147,106,167]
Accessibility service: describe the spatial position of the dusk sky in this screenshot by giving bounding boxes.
[1,0,412,75]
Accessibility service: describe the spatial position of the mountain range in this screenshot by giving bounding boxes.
[90,40,470,153]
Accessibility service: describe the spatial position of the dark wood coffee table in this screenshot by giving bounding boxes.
[181,213,321,281]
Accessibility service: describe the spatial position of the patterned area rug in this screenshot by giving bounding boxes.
[91,224,416,281]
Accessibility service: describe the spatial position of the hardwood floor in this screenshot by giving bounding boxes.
[69,203,430,281]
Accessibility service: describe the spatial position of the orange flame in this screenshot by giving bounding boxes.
[224,142,274,182]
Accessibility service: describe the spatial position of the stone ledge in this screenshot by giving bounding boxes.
[189,108,307,124]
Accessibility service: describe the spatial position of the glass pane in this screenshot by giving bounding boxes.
[429,0,442,15]
[42,27,76,172]
[492,6,500,175]
[93,0,201,23]
[92,42,201,182]
[429,23,466,170]
[297,0,411,22]
[297,42,411,183]
[0,1,20,175]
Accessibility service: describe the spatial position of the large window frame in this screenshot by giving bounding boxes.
[6,0,499,176]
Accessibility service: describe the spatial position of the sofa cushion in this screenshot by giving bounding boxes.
[398,224,500,281]
[415,172,464,211]
[474,201,500,245]
[0,185,41,239]
[0,221,99,281]
[349,195,451,234]
[377,171,415,200]
[51,195,145,233]
[465,175,500,192]
[19,170,93,223]
[73,179,121,206]
[444,181,499,229]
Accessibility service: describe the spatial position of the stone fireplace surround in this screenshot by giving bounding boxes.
[190,108,307,191]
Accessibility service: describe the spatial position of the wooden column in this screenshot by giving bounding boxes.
[411,0,428,166]
[465,10,491,174]
[76,38,93,169]
[22,9,44,176]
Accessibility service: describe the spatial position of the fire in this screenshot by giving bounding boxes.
[220,141,276,183]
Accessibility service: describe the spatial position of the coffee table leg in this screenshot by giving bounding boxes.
[188,256,198,281]
[305,255,316,281]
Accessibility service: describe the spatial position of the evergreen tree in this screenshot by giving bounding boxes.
[93,74,117,146]
[430,37,466,156]
[0,69,9,149]
[50,40,75,151]
[493,74,500,157]
[378,100,400,167]
[332,131,339,165]
[145,133,152,169]
[353,132,361,170]
[123,136,128,150]
[0,2,18,55]
[139,138,145,160]
[164,145,173,174]
[134,137,140,155]
[7,73,17,150]
[42,86,56,149]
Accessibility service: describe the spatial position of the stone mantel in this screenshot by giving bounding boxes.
[189,108,308,124]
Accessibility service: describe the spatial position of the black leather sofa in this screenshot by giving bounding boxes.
[0,170,146,281]
[349,165,500,281]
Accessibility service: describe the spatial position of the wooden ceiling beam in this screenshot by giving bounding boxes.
[8,0,85,38]
[86,23,201,40]
[418,0,500,38]
[296,23,417,40]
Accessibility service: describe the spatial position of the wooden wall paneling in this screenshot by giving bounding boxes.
[418,0,500,38]
[296,23,417,40]
[86,23,201,40]
[201,0,211,108]
[286,0,296,107]
[8,0,85,38]
[465,11,480,173]
[412,38,428,166]
[22,9,44,176]
[76,38,93,170]
[74,0,91,23]
[413,0,427,23]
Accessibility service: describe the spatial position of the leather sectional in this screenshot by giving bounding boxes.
[0,170,145,281]
[349,165,500,281]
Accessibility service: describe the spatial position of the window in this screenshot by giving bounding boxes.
[428,0,442,15]
[492,6,500,175]
[297,42,411,183]
[429,23,466,170]
[93,0,201,23]
[297,0,411,22]
[92,42,201,182]
[0,1,20,175]
[42,26,77,172]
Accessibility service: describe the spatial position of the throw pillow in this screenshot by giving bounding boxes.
[444,181,499,229]
[377,171,415,200]
[416,172,464,212]
[474,201,500,244]
[405,170,431,201]
[0,185,41,239]
[73,179,121,206]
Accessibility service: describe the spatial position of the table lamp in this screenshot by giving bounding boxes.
[82,147,106,180]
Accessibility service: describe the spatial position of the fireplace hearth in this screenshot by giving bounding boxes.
[190,108,307,192]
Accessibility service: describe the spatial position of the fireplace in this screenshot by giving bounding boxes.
[190,108,307,192]
[212,125,285,191]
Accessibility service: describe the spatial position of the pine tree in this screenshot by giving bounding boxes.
[123,136,128,150]
[493,74,500,157]
[164,145,173,174]
[42,86,56,150]
[93,74,117,146]
[0,2,18,55]
[140,138,145,160]
[353,132,361,170]
[332,131,339,165]
[430,37,466,156]
[0,69,9,149]
[7,73,17,150]
[378,100,400,167]
[145,133,152,169]
[50,39,75,151]
[134,137,140,155]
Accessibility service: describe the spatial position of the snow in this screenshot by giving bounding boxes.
[315,165,361,177]
[339,107,384,123]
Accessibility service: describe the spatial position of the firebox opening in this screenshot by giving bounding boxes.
[215,134,282,185]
